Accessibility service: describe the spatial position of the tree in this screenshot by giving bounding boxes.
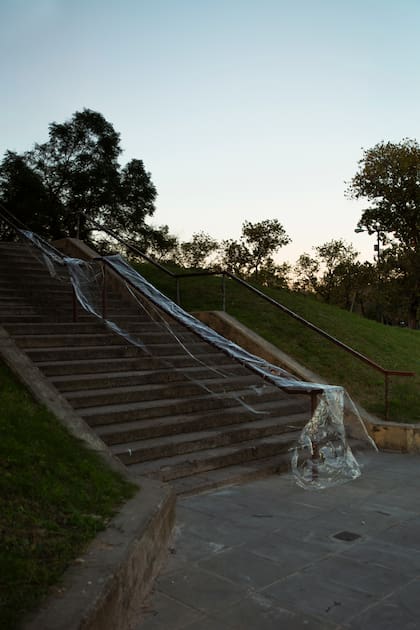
[293,253,320,293]
[219,238,252,276]
[0,109,157,243]
[241,219,291,278]
[347,139,420,327]
[314,239,358,304]
[0,151,61,238]
[220,219,291,281]
[179,231,219,269]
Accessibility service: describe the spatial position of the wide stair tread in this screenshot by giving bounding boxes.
[63,375,268,407]
[96,402,307,443]
[111,415,307,464]
[170,454,291,496]
[127,432,299,481]
[82,395,308,427]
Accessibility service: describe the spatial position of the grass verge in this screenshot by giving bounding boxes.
[134,262,419,423]
[0,362,137,629]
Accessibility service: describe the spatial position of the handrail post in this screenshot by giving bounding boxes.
[176,277,181,306]
[222,273,226,311]
[385,372,390,421]
[102,262,107,320]
[72,286,77,322]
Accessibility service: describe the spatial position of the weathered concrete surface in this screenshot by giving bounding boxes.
[25,480,175,630]
[194,310,420,453]
[136,451,420,630]
[368,418,420,454]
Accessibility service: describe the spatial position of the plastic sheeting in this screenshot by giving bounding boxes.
[19,231,376,490]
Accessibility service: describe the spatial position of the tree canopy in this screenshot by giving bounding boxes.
[220,218,291,283]
[0,109,157,243]
[347,139,420,327]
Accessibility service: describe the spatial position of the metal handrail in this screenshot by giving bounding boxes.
[84,218,415,421]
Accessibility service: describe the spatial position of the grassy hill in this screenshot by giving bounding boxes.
[0,363,136,629]
[134,261,419,423]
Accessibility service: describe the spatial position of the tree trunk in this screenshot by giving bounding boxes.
[407,292,419,329]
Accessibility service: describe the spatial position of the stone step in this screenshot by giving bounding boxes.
[24,344,145,362]
[64,374,270,408]
[14,333,142,349]
[51,364,250,392]
[111,416,306,465]
[35,355,162,376]
[3,322,108,335]
[81,393,305,427]
[0,306,39,314]
[170,454,291,496]
[126,432,298,481]
[12,330,199,348]
[0,296,28,303]
[97,402,307,445]
[0,315,44,323]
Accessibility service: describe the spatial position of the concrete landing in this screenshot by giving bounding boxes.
[136,451,420,629]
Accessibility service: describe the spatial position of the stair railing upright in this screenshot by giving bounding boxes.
[83,217,415,422]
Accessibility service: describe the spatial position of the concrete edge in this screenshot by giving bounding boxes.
[193,310,420,455]
[0,326,176,629]
[24,480,176,630]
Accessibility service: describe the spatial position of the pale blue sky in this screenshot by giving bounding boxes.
[1,0,419,264]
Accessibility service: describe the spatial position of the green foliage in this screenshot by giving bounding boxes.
[0,363,136,629]
[314,239,359,304]
[220,218,291,283]
[347,139,420,327]
[0,109,157,243]
[179,231,219,268]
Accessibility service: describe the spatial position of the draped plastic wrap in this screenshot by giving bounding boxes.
[20,232,376,490]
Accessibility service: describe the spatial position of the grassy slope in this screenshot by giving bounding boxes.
[135,262,419,423]
[0,363,136,629]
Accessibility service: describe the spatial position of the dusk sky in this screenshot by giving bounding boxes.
[1,0,419,264]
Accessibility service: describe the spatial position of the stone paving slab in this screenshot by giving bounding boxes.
[135,452,420,629]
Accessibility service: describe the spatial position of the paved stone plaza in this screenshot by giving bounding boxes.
[136,451,420,629]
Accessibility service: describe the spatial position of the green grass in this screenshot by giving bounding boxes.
[0,363,137,629]
[134,262,419,423]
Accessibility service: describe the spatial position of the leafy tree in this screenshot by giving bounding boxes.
[257,260,291,288]
[179,231,219,269]
[219,238,252,276]
[241,219,291,278]
[143,224,180,262]
[293,253,320,293]
[0,109,157,243]
[314,239,359,304]
[0,151,60,238]
[347,139,420,327]
[220,219,291,280]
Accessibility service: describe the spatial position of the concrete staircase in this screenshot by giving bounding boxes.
[0,240,311,495]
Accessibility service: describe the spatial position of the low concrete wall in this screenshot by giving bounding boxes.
[24,481,175,630]
[194,310,420,455]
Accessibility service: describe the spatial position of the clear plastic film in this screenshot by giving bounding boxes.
[291,388,363,490]
[18,232,377,490]
[104,255,377,490]
[19,229,69,282]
